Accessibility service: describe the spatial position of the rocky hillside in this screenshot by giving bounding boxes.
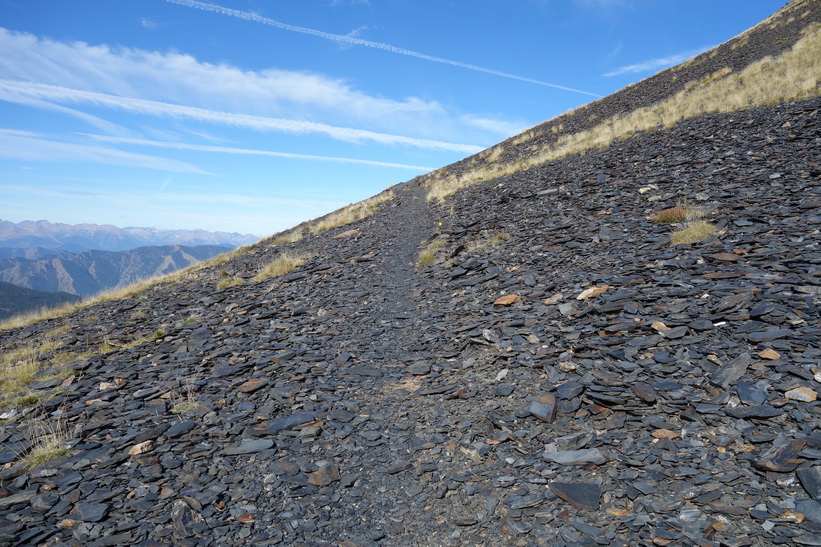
[0,244,234,297]
[0,1,819,546]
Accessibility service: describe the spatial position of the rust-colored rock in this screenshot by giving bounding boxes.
[494,294,521,306]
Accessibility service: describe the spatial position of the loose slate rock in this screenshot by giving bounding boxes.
[544,448,607,466]
[166,419,195,438]
[549,482,602,511]
[308,465,340,486]
[754,439,806,472]
[72,502,110,522]
[797,466,821,499]
[225,439,274,455]
[347,366,383,377]
[529,394,558,423]
[726,404,782,419]
[748,329,791,342]
[407,363,431,375]
[710,353,751,388]
[736,382,767,405]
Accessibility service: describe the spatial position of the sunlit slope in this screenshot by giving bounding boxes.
[425,0,821,201]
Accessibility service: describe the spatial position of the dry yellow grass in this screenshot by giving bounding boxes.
[671,221,718,245]
[426,20,821,202]
[272,229,304,245]
[653,207,689,223]
[310,191,394,234]
[216,277,244,290]
[417,239,446,267]
[23,413,71,469]
[253,253,307,281]
[0,265,199,332]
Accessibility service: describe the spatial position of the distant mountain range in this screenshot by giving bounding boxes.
[0,244,232,297]
[0,281,81,320]
[0,219,257,317]
[0,219,258,254]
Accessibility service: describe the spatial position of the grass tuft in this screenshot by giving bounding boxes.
[417,239,447,268]
[23,414,71,469]
[217,277,244,290]
[671,221,718,245]
[653,207,688,223]
[253,253,306,281]
[310,191,394,234]
[272,229,304,245]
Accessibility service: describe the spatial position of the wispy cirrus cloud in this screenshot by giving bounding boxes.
[0,27,501,149]
[86,135,435,171]
[165,0,602,98]
[0,79,483,153]
[603,45,713,77]
[0,129,210,173]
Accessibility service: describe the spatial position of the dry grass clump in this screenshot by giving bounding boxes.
[426,21,821,202]
[0,332,74,408]
[253,253,307,281]
[216,277,244,290]
[671,221,718,245]
[99,329,165,354]
[417,239,447,268]
[466,231,512,254]
[272,229,304,245]
[653,207,688,223]
[170,376,201,415]
[310,191,394,234]
[23,413,71,469]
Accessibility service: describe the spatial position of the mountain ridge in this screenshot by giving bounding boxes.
[0,218,258,253]
[0,1,819,545]
[0,282,80,321]
[0,244,234,296]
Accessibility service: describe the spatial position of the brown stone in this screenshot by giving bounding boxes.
[576,285,610,301]
[708,252,741,262]
[238,378,268,393]
[785,387,817,402]
[494,294,521,306]
[758,348,781,360]
[651,429,680,440]
[128,440,154,456]
[307,464,340,486]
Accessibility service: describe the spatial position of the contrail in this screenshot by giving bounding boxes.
[0,79,483,153]
[165,0,602,98]
[87,135,435,171]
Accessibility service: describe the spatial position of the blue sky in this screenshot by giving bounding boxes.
[0,0,783,237]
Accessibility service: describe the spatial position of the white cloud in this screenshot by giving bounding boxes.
[0,27,501,150]
[459,115,527,138]
[140,18,161,29]
[86,134,436,171]
[0,79,484,153]
[0,129,210,173]
[603,46,714,77]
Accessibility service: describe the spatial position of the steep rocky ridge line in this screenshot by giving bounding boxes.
[421,0,821,196]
